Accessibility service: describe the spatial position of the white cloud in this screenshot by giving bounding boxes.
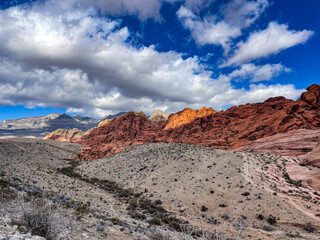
[221,0,269,28]
[229,63,291,82]
[0,0,305,118]
[177,6,241,48]
[209,83,303,107]
[177,0,269,50]
[224,22,314,66]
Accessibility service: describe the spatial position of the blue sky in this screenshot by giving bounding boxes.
[0,0,319,121]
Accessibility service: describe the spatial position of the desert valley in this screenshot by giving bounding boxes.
[0,0,319,239]
[0,84,320,240]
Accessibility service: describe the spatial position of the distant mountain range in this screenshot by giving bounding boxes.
[0,113,101,137]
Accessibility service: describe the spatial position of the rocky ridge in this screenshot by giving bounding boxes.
[67,84,320,161]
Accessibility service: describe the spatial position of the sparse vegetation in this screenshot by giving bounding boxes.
[2,139,319,239]
[58,160,185,232]
[303,222,316,233]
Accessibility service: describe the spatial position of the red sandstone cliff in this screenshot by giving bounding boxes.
[164,107,217,130]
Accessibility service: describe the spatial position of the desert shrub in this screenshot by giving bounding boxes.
[22,200,70,240]
[110,217,121,225]
[303,222,316,233]
[150,217,162,225]
[168,220,181,231]
[266,215,277,225]
[129,197,138,209]
[201,205,208,212]
[75,203,90,214]
[262,225,274,232]
[149,232,170,240]
[96,221,106,232]
[283,172,302,187]
[221,214,229,220]
[138,198,166,214]
[130,211,146,220]
[256,214,264,220]
[0,179,16,201]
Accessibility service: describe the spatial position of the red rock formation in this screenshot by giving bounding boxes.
[69,84,320,161]
[164,107,217,130]
[76,112,165,160]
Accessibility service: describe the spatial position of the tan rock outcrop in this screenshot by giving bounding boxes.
[98,119,112,128]
[149,110,169,123]
[44,128,83,142]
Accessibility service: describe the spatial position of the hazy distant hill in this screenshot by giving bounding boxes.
[0,113,100,137]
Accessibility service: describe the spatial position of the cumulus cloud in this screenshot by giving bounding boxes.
[177,0,269,49]
[0,0,305,118]
[177,6,241,48]
[224,22,314,66]
[229,63,291,82]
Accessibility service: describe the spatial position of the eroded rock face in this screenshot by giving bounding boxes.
[70,84,320,161]
[305,144,320,167]
[236,128,320,190]
[44,128,84,142]
[236,129,320,158]
[164,107,217,130]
